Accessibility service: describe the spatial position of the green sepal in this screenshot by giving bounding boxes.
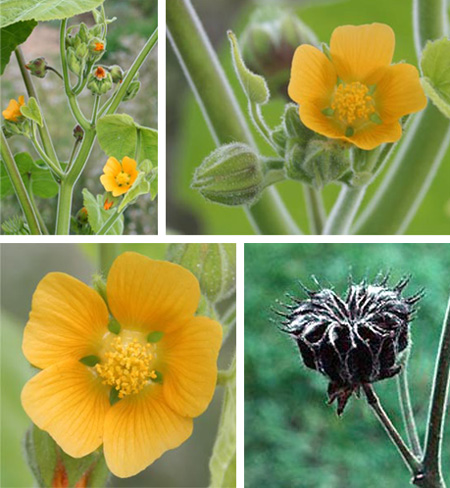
[109,388,120,405]
[20,97,43,127]
[108,318,121,334]
[228,30,269,105]
[79,355,100,367]
[147,331,164,343]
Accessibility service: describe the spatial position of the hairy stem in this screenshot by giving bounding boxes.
[99,243,120,274]
[363,384,421,475]
[422,294,450,486]
[96,207,125,235]
[304,186,326,234]
[322,185,366,235]
[397,365,423,458]
[0,132,41,235]
[31,129,64,179]
[167,0,300,235]
[413,0,448,56]
[15,48,61,171]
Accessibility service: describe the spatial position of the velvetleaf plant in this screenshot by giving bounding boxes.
[21,245,237,486]
[276,274,450,488]
[168,0,450,235]
[0,1,158,235]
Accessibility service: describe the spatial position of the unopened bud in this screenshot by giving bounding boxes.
[240,7,318,96]
[72,124,84,142]
[87,66,112,95]
[75,42,88,60]
[78,23,90,43]
[284,140,311,183]
[88,37,106,59]
[25,57,48,78]
[108,65,124,84]
[192,143,264,206]
[67,47,84,76]
[123,79,140,101]
[167,243,236,303]
[270,125,287,155]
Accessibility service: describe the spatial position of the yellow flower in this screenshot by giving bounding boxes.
[100,156,139,197]
[2,95,25,122]
[21,252,223,478]
[288,23,427,150]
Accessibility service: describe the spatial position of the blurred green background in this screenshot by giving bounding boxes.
[245,243,450,487]
[1,0,158,235]
[0,243,235,487]
[167,0,450,235]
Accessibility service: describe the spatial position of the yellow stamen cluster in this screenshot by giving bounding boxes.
[95,337,156,398]
[115,171,131,187]
[331,81,375,125]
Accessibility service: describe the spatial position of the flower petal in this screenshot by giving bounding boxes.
[103,386,193,478]
[349,120,402,150]
[107,252,201,332]
[23,272,109,369]
[103,157,121,176]
[100,174,117,193]
[21,360,110,458]
[121,156,137,174]
[288,44,336,105]
[299,102,345,140]
[162,316,222,417]
[330,23,395,82]
[376,63,427,122]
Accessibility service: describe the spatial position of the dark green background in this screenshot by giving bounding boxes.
[245,243,450,487]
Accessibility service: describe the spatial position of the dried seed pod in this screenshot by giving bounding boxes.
[279,276,422,415]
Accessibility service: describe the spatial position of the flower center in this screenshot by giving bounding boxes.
[115,171,131,187]
[95,337,156,398]
[95,66,107,79]
[331,81,375,126]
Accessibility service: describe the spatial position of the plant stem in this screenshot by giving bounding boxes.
[96,207,125,235]
[413,0,448,56]
[322,185,366,235]
[99,243,120,274]
[26,179,49,234]
[167,0,300,235]
[91,95,101,126]
[0,132,41,235]
[397,365,423,458]
[362,384,421,475]
[31,128,64,179]
[60,19,90,131]
[221,301,236,344]
[249,102,279,152]
[422,294,450,486]
[105,28,158,116]
[46,66,63,80]
[15,48,61,171]
[304,185,326,234]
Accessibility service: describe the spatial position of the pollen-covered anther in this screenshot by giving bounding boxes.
[331,81,376,125]
[95,337,157,398]
[115,171,131,188]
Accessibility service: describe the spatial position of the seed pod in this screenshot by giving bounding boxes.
[25,57,48,78]
[279,276,422,415]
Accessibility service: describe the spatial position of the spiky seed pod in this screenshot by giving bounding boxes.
[279,276,422,415]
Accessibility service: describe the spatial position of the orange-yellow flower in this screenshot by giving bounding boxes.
[2,95,25,122]
[288,23,427,150]
[21,252,222,478]
[100,156,139,197]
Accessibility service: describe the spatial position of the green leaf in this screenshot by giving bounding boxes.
[0,20,37,74]
[0,0,105,28]
[1,152,33,199]
[82,188,124,235]
[420,38,450,118]
[138,126,158,165]
[31,164,58,198]
[118,171,150,211]
[228,30,269,105]
[20,97,43,127]
[96,114,137,160]
[149,168,158,200]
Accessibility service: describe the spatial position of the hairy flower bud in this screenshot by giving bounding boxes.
[123,79,140,101]
[279,276,422,415]
[88,37,106,60]
[87,66,112,95]
[67,48,84,76]
[108,65,124,84]
[192,143,264,206]
[240,7,318,96]
[25,57,48,78]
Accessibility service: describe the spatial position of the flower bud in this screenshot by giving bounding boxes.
[88,37,106,59]
[284,140,311,183]
[279,276,422,415]
[25,57,48,78]
[192,143,264,206]
[270,125,287,155]
[167,244,236,303]
[72,124,84,142]
[75,42,88,60]
[240,7,318,95]
[87,66,112,95]
[77,23,90,43]
[108,65,124,83]
[89,24,103,38]
[67,47,84,76]
[122,79,140,101]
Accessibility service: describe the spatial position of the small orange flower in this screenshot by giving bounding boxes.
[104,198,114,210]
[2,95,25,122]
[100,156,139,197]
[94,66,107,79]
[288,23,427,150]
[94,42,105,52]
[21,252,222,478]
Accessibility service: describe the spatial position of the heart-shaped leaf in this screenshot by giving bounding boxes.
[20,97,43,127]
[0,20,37,74]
